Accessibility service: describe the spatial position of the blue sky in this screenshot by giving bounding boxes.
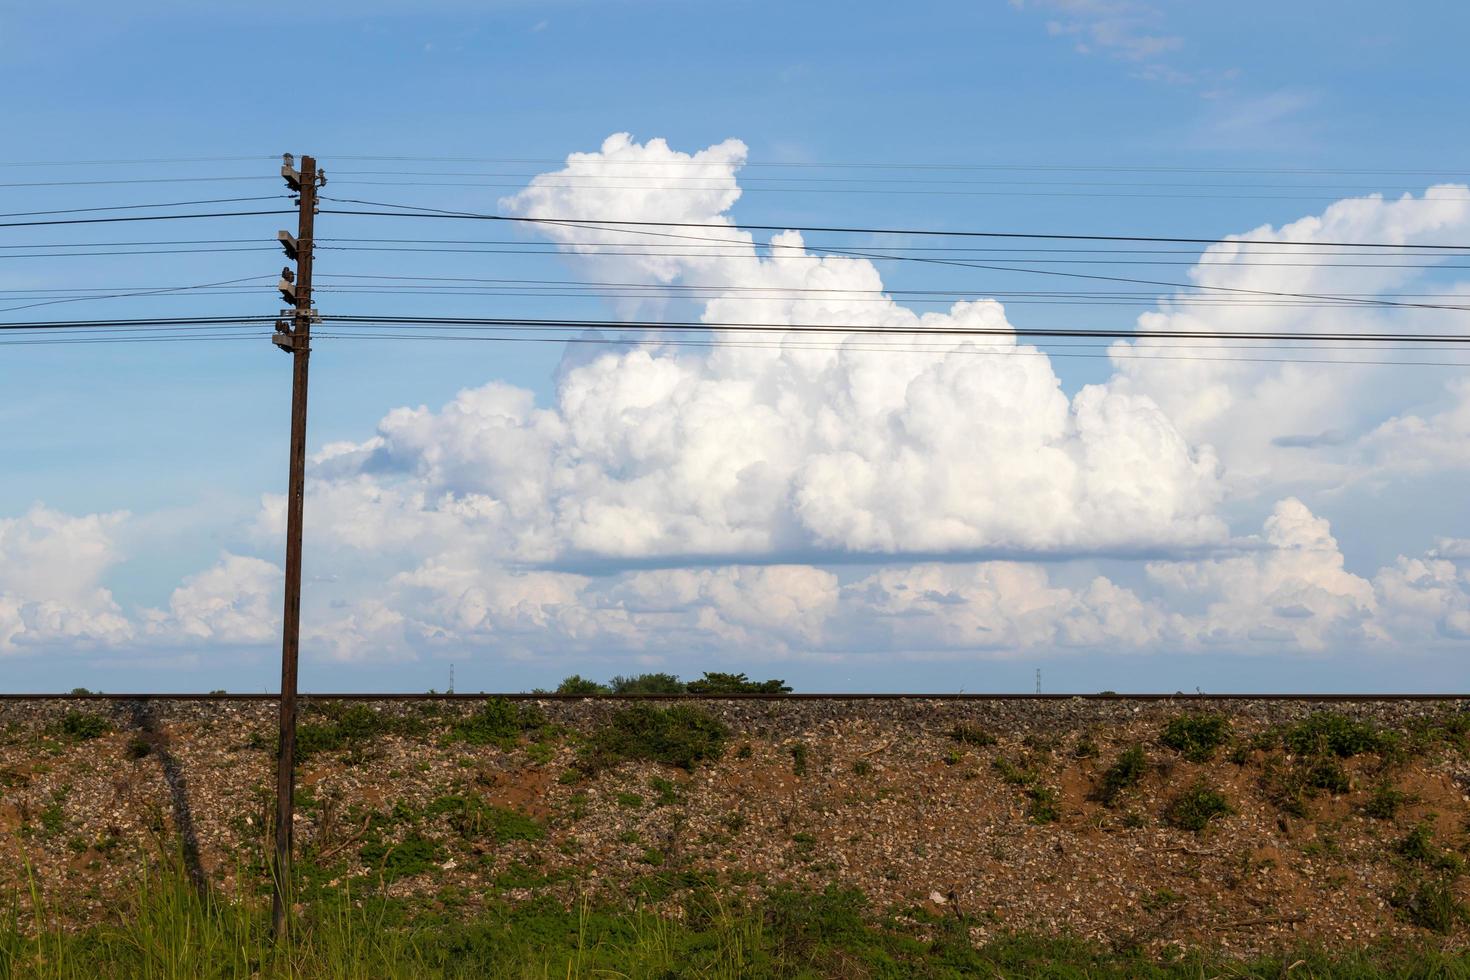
[4,1,1470,692]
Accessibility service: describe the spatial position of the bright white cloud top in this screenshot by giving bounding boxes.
[5,134,1470,668]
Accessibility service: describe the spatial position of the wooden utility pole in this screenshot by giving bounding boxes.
[271,152,321,937]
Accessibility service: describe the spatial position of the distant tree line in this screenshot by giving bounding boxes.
[538,671,792,696]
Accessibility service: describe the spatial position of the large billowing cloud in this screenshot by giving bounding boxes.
[298,133,1227,566]
[8,134,1470,669]
[0,504,279,656]
[0,506,134,652]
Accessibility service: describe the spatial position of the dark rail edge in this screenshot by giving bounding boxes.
[2,693,1468,702]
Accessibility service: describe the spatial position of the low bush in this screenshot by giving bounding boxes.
[581,704,729,772]
[1093,746,1147,808]
[609,672,686,695]
[1159,714,1231,762]
[949,723,997,747]
[1364,782,1411,820]
[1163,781,1230,833]
[553,675,609,696]
[684,672,791,695]
[1279,712,1390,758]
[1395,824,1462,873]
[1303,757,1351,794]
[1391,875,1467,934]
[296,703,428,763]
[447,698,546,748]
[57,712,108,741]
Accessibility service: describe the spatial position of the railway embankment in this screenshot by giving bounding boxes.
[4,694,1470,954]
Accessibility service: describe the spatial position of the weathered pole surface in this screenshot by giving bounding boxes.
[272,153,318,938]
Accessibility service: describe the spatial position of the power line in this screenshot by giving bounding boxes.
[0,176,278,188]
[317,195,1470,250]
[0,196,289,219]
[325,177,1470,204]
[0,315,276,332]
[0,209,296,230]
[311,330,1470,368]
[321,155,1470,178]
[330,170,1470,193]
[0,155,275,168]
[316,314,1470,345]
[0,275,274,314]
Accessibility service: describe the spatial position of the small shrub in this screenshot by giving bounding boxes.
[449,698,545,748]
[297,702,429,762]
[721,812,748,834]
[641,848,665,866]
[1391,876,1467,934]
[615,792,644,809]
[1160,714,1231,762]
[1395,824,1462,872]
[1364,782,1411,820]
[1164,781,1230,833]
[852,759,872,777]
[1093,747,1147,808]
[991,757,1032,786]
[649,776,678,806]
[125,737,152,760]
[1303,757,1350,794]
[582,704,729,772]
[58,712,108,741]
[39,801,65,836]
[1027,786,1061,824]
[1141,888,1183,913]
[1073,733,1099,759]
[789,743,809,776]
[949,723,996,747]
[1280,712,1388,758]
[684,672,791,695]
[942,750,962,767]
[554,675,609,696]
[609,673,686,695]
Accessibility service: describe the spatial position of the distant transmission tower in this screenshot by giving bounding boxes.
[1035,669,1041,695]
[449,663,455,695]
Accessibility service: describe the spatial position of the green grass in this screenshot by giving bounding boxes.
[9,862,1470,978]
[1390,874,1468,934]
[359,832,443,881]
[1159,714,1230,762]
[425,796,544,843]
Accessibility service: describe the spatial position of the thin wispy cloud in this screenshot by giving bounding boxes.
[1012,0,1182,65]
